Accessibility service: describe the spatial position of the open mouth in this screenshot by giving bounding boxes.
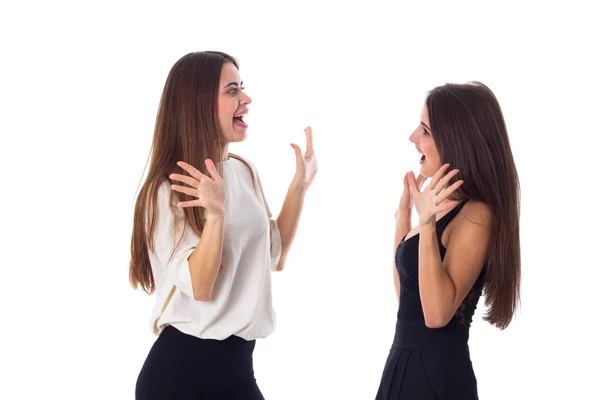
[417,148,426,164]
[233,113,248,128]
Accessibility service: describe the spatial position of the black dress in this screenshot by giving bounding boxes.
[376,201,485,400]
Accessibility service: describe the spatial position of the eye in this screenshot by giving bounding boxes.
[227,86,245,95]
[423,126,430,136]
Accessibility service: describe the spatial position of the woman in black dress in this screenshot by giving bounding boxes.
[376,82,521,399]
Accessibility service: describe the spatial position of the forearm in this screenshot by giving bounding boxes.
[393,210,412,301]
[418,223,456,327]
[187,215,225,301]
[394,210,412,247]
[275,183,307,270]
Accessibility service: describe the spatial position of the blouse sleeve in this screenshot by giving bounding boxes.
[254,167,283,271]
[150,183,198,297]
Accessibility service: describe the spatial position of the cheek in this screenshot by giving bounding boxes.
[218,98,233,120]
[423,140,439,159]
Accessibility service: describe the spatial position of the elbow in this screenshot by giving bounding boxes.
[192,284,213,302]
[274,254,287,272]
[423,309,451,329]
[193,291,212,302]
[275,260,285,272]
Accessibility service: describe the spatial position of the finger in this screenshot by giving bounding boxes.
[437,180,464,202]
[305,126,314,155]
[434,169,460,194]
[169,173,199,188]
[177,200,203,208]
[404,173,409,190]
[437,200,460,213]
[177,161,208,182]
[428,163,450,189]
[204,159,221,181]
[416,174,426,189]
[171,184,199,197]
[290,143,303,166]
[406,171,421,195]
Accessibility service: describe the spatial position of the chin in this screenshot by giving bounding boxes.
[235,132,247,142]
[419,164,432,178]
[420,163,440,178]
[224,129,247,143]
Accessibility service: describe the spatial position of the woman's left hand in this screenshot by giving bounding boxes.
[407,164,464,226]
[290,126,318,190]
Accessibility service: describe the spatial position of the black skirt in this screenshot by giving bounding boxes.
[376,321,478,400]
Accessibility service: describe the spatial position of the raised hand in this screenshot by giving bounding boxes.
[169,159,226,220]
[396,172,426,218]
[290,126,318,190]
[407,164,464,225]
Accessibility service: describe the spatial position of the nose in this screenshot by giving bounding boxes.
[241,92,252,105]
[409,127,419,144]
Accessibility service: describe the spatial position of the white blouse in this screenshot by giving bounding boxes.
[147,157,282,341]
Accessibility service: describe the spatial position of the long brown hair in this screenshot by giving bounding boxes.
[129,51,239,294]
[426,82,521,330]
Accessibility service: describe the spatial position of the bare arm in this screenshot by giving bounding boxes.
[275,184,307,271]
[274,126,318,272]
[393,210,411,302]
[393,173,425,302]
[186,215,224,300]
[407,165,490,328]
[170,159,226,301]
[418,201,491,328]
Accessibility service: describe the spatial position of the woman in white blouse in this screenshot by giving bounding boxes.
[129,51,317,399]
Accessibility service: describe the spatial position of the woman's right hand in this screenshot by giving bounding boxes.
[395,172,425,219]
[169,159,226,220]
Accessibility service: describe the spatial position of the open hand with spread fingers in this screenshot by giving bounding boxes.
[290,126,318,190]
[396,172,426,219]
[407,163,464,226]
[169,159,226,220]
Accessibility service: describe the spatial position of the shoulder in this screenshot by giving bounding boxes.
[229,154,261,186]
[446,200,492,247]
[229,153,254,167]
[458,200,493,228]
[156,181,181,218]
[156,181,173,204]
[444,200,492,268]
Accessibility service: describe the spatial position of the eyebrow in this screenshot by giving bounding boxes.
[420,121,431,132]
[224,81,243,88]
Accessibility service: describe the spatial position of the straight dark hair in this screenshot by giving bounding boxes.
[426,82,521,329]
[129,51,252,294]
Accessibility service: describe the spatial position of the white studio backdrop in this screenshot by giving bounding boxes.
[1,1,599,399]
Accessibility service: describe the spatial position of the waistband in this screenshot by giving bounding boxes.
[161,325,256,355]
[392,320,470,350]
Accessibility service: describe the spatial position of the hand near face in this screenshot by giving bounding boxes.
[397,172,426,218]
[169,159,227,220]
[407,164,464,226]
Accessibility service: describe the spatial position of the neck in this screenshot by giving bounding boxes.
[222,143,229,161]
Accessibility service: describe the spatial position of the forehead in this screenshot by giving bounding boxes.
[420,104,429,123]
[220,62,241,84]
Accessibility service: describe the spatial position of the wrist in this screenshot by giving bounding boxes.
[289,180,308,194]
[395,208,411,223]
[419,220,436,234]
[205,209,225,221]
[395,207,411,218]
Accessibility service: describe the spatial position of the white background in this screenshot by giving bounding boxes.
[1,1,599,399]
